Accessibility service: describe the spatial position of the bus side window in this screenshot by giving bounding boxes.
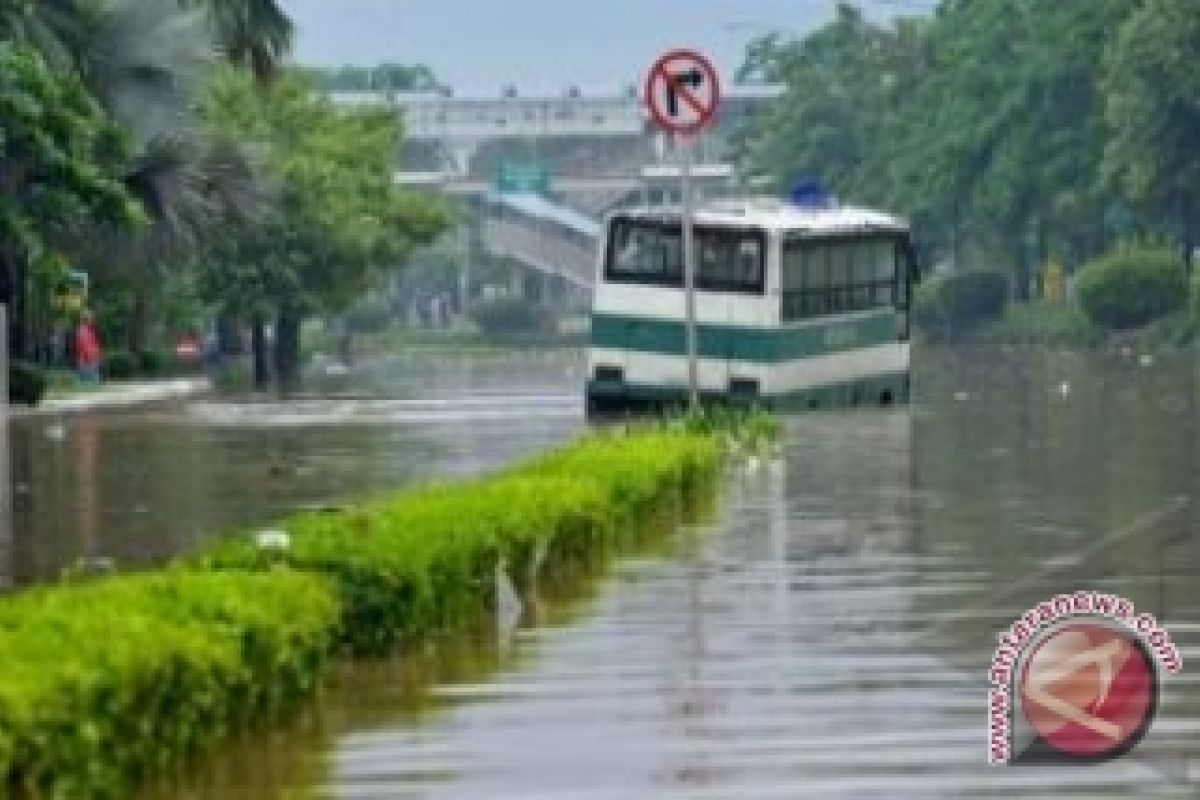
[851,243,870,310]
[781,241,803,320]
[876,241,897,306]
[830,243,853,313]
[806,244,830,317]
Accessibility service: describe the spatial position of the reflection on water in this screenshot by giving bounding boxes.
[8,350,585,586]
[150,347,1200,798]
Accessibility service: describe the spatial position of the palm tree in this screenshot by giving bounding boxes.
[194,0,294,82]
[83,135,265,354]
[87,0,214,146]
[89,0,295,357]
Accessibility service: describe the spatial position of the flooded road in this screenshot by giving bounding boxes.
[145,347,1200,798]
[6,351,585,586]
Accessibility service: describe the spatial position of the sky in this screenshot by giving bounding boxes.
[279,0,933,96]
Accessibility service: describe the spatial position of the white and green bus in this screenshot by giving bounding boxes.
[586,197,918,413]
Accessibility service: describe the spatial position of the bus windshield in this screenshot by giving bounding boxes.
[606,219,765,293]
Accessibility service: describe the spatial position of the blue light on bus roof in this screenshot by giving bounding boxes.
[787,179,835,210]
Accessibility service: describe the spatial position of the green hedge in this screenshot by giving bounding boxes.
[1075,248,1187,330]
[201,430,719,655]
[913,269,1009,340]
[0,571,339,798]
[0,427,725,796]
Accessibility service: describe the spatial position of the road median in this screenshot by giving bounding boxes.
[0,424,728,797]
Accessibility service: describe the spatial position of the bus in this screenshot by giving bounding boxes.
[586,196,918,414]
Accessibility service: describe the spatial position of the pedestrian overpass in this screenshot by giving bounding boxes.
[480,192,599,291]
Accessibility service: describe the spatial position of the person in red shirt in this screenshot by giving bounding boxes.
[74,310,103,383]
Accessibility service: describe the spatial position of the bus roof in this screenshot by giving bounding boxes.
[612,198,909,237]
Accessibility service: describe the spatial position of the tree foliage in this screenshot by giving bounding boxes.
[738,0,1197,282]
[184,0,292,82]
[0,40,142,298]
[1,0,449,385]
[1103,0,1200,258]
[197,68,450,378]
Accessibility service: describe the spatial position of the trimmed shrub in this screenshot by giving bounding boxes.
[470,297,553,336]
[9,362,46,406]
[913,269,1009,340]
[1075,248,1186,331]
[102,349,137,381]
[0,571,339,798]
[200,430,719,655]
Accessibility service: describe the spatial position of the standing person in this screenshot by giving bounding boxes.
[74,310,102,384]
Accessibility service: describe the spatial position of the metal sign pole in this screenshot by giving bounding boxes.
[681,135,699,411]
[645,48,720,414]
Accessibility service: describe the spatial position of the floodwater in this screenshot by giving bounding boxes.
[4,350,585,586]
[137,346,1200,798]
[3,347,1199,796]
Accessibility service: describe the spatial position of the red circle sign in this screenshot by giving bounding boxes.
[644,49,721,136]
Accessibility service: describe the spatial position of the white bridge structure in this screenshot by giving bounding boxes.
[335,85,779,176]
[332,85,781,300]
[481,193,600,290]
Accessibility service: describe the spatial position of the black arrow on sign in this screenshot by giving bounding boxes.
[667,68,704,117]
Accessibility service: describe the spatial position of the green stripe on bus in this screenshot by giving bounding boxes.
[590,309,899,363]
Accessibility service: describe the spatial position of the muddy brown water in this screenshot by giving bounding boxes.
[12,347,1200,796]
[5,351,586,585]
